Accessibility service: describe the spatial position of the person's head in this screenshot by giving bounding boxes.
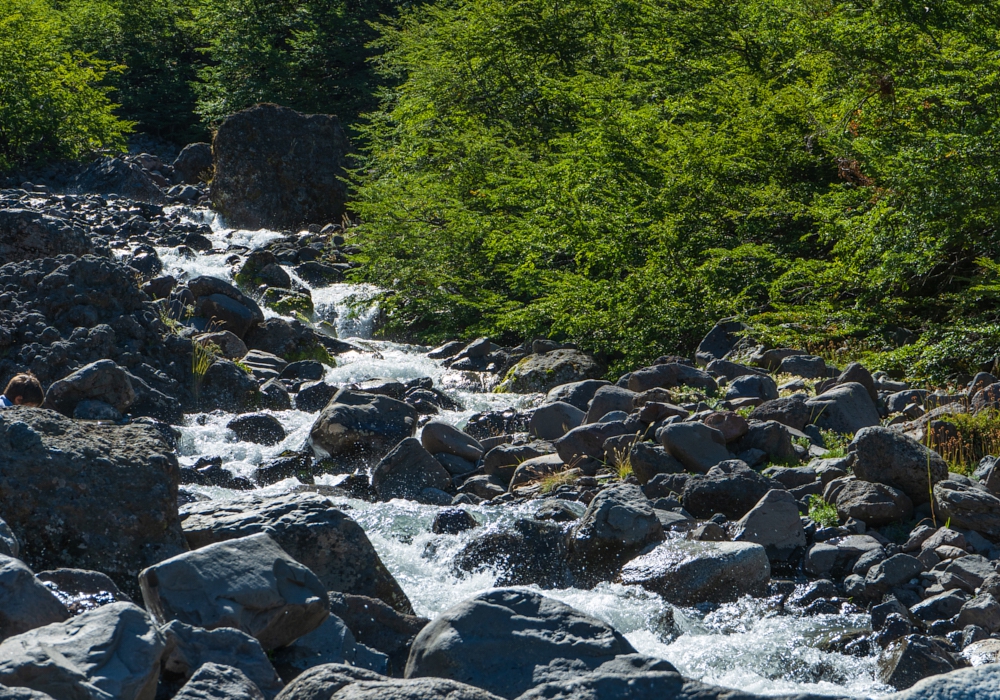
[4,373,43,407]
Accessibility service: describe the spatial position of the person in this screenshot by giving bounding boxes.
[0,373,43,408]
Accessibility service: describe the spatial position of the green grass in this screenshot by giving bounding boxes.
[924,409,1000,477]
[819,429,852,459]
[807,495,839,528]
[538,470,578,494]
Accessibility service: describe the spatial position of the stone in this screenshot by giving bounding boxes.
[884,665,1000,700]
[852,427,949,505]
[328,592,429,678]
[296,382,338,412]
[372,438,453,502]
[619,540,770,605]
[260,379,293,411]
[180,493,413,615]
[0,602,164,700]
[509,454,565,490]
[271,613,388,681]
[568,484,664,583]
[555,422,628,475]
[805,382,881,435]
[748,394,811,431]
[0,408,185,598]
[730,489,806,560]
[420,422,483,462]
[453,519,575,590]
[934,480,1000,538]
[173,663,264,700]
[228,413,287,446]
[584,386,637,423]
[273,664,386,700]
[702,412,749,443]
[865,554,923,599]
[200,360,260,412]
[195,330,248,360]
[956,594,1000,633]
[497,350,603,394]
[878,635,957,690]
[0,556,69,642]
[971,382,1000,413]
[937,555,995,594]
[680,463,779,519]
[628,442,684,484]
[777,354,828,378]
[803,534,884,577]
[911,590,968,622]
[404,589,636,699]
[835,480,914,527]
[696,320,749,365]
[212,104,349,229]
[159,621,284,700]
[655,422,729,473]
[545,380,611,411]
[735,420,796,463]
[0,520,18,559]
[139,533,329,651]
[325,678,502,700]
[43,359,135,416]
[626,363,717,393]
[309,390,417,461]
[0,209,96,265]
[72,156,166,203]
[837,362,878,403]
[35,569,132,617]
[432,509,478,535]
[725,374,778,402]
[529,402,585,440]
[173,142,213,184]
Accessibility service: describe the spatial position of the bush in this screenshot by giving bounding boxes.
[0,0,130,170]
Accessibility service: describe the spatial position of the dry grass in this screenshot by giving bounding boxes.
[924,409,1000,476]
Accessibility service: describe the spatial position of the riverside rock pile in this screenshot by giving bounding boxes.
[1,108,999,698]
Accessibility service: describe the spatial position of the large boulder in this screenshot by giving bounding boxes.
[404,589,636,699]
[696,320,749,365]
[309,390,417,461]
[545,380,611,411]
[273,664,386,700]
[619,540,770,605]
[71,156,166,203]
[804,382,881,435]
[199,359,260,412]
[555,422,628,475]
[0,209,96,264]
[529,402,585,440]
[626,363,717,394]
[43,359,136,416]
[172,663,264,700]
[497,350,603,394]
[0,602,165,700]
[271,613,388,681]
[884,666,1000,700]
[172,143,213,185]
[878,635,958,691]
[835,480,913,527]
[420,422,483,462]
[180,493,413,616]
[851,427,948,505]
[730,489,805,561]
[139,533,329,651]
[584,385,637,423]
[212,104,350,230]
[0,556,69,642]
[453,518,575,589]
[372,438,454,502]
[189,276,265,338]
[0,408,185,597]
[748,395,811,431]
[680,463,780,519]
[933,480,1000,538]
[329,593,429,677]
[655,422,730,473]
[319,678,501,700]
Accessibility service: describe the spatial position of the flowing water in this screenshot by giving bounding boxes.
[155,209,892,698]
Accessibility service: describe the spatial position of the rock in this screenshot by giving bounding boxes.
[328,593,429,677]
[865,554,924,599]
[72,156,167,203]
[160,620,284,700]
[34,567,129,617]
[702,412,749,443]
[529,402,585,440]
[725,374,778,402]
[956,594,1000,633]
[195,330,248,360]
[884,665,1000,700]
[934,480,1000,538]
[0,686,55,699]
[555,422,627,475]
[852,427,949,505]
[626,363,716,393]
[696,320,749,365]
[0,602,164,700]
[804,534,884,577]
[509,454,565,489]
[200,359,260,412]
[0,408,185,597]
[736,420,796,463]
[730,489,805,560]
[545,380,612,411]
[655,422,729,473]
[43,359,135,416]
[404,589,636,699]
[971,382,1000,413]
[878,635,957,690]
[911,590,968,622]
[273,664,386,700]
[245,318,342,361]
[0,518,18,560]
[212,104,349,229]
[173,142,213,184]
[0,556,69,642]
[309,390,417,462]
[680,463,779,519]
[297,382,338,412]
[0,209,96,265]
[627,442,684,484]
[497,350,604,394]
[227,413,287,446]
[197,292,265,338]
[420,422,483,462]
[937,555,995,594]
[325,678,502,700]
[139,533,329,651]
[453,519,575,589]
[432,509,478,535]
[619,540,770,605]
[777,354,828,378]
[173,663,265,700]
[836,362,878,403]
[260,379,293,411]
[835,480,914,527]
[372,438,453,502]
[272,613,388,681]
[748,394,811,431]
[584,386,637,423]
[805,382,881,435]
[180,493,413,615]
[568,484,663,583]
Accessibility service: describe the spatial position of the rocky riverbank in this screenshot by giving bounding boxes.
[0,104,999,699]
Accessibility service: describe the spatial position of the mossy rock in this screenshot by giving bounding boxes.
[262,287,314,316]
[495,349,603,394]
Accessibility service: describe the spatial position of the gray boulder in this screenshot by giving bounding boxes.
[420,422,483,462]
[655,422,729,473]
[173,142,213,184]
[372,438,453,502]
[0,209,96,265]
[934,480,1000,538]
[805,382,881,435]
[0,518,17,559]
[189,276,265,338]
[404,589,636,699]
[555,422,628,475]
[957,594,1000,633]
[696,320,749,365]
[748,394,811,431]
[626,363,717,393]
[273,664,386,700]
[0,602,164,700]
[619,540,770,605]
[139,533,329,651]
[453,519,575,589]
[0,556,69,642]
[584,386,637,423]
[730,489,805,560]
[726,374,778,402]
[680,463,780,519]
[836,362,878,403]
[777,354,828,378]
[835,480,914,527]
[309,390,417,461]
[0,686,55,699]
[529,402,585,440]
[72,156,166,203]
[878,635,957,690]
[173,663,264,700]
[628,442,684,485]
[200,359,260,412]
[509,454,565,490]
[851,427,948,505]
[498,350,604,394]
[864,554,923,600]
[328,592,429,677]
[272,613,388,681]
[43,360,135,416]
[180,493,413,615]
[228,413,286,445]
[329,678,502,700]
[546,380,611,411]
[883,665,1000,700]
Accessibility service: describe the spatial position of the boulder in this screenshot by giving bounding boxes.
[453,519,575,589]
[404,589,636,699]
[296,382,338,412]
[529,402,585,440]
[309,390,417,461]
[195,330,248,360]
[851,427,948,505]
[181,493,413,615]
[971,382,1000,413]
[35,568,131,616]
[725,374,778,402]
[271,613,388,681]
[328,593,429,677]
[735,420,796,463]
[934,480,1000,538]
[619,540,770,605]
[173,663,264,700]
[864,554,923,600]
[748,395,811,431]
[212,104,349,230]
[273,664,386,700]
[173,142,213,184]
[957,594,1000,633]
[836,362,878,403]
[509,454,565,490]
[497,350,603,394]
[139,533,329,651]
[545,380,611,411]
[0,209,96,265]
[627,442,684,484]
[71,156,166,203]
[680,463,779,519]
[555,422,628,475]
[584,386,637,423]
[0,408,185,597]
[0,602,165,700]
[777,354,828,378]
[322,678,501,700]
[199,359,260,412]
[228,413,287,446]
[626,363,716,393]
[43,359,135,416]
[695,320,749,365]
[702,412,749,443]
[730,489,805,560]
[878,635,957,690]
[884,666,1000,700]
[245,318,342,361]
[372,438,453,502]
[420,423,483,462]
[655,422,729,473]
[0,556,69,642]
[835,480,914,527]
[804,382,881,435]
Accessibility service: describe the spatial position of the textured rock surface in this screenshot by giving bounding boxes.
[851,427,948,505]
[805,382,881,435]
[0,209,96,264]
[173,663,265,700]
[309,390,416,461]
[0,556,69,642]
[497,350,603,394]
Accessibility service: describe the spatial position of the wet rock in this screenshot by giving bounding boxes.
[529,402,585,440]
[296,382,338,412]
[509,454,565,489]
[420,422,483,462]
[372,438,453,503]
[195,330,248,360]
[885,665,1000,699]
[956,594,1000,633]
[245,318,343,361]
[328,593,429,677]
[454,519,574,589]
[43,359,135,416]
[0,557,69,642]
[730,489,805,561]
[212,104,349,230]
[309,390,417,462]
[227,413,287,446]
[282,361,325,382]
[139,533,329,651]
[199,359,260,412]
[878,635,957,690]
[190,276,265,338]
[432,509,478,535]
[0,208,97,264]
[835,480,914,527]
[680,463,779,519]
[934,480,1000,538]
[36,569,131,616]
[0,408,185,598]
[619,540,770,605]
[173,142,213,184]
[497,350,603,394]
[405,589,636,699]
[173,663,265,700]
[261,379,293,411]
[0,602,165,700]
[180,493,413,615]
[655,422,729,473]
[271,613,388,682]
[852,427,948,505]
[805,383,881,435]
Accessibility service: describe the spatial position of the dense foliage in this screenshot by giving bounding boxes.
[351,0,1000,379]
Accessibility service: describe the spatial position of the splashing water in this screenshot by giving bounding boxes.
[155,211,892,698]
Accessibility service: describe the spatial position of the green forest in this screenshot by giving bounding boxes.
[4,0,1000,380]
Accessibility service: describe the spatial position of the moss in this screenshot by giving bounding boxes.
[286,343,337,367]
[262,288,315,316]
